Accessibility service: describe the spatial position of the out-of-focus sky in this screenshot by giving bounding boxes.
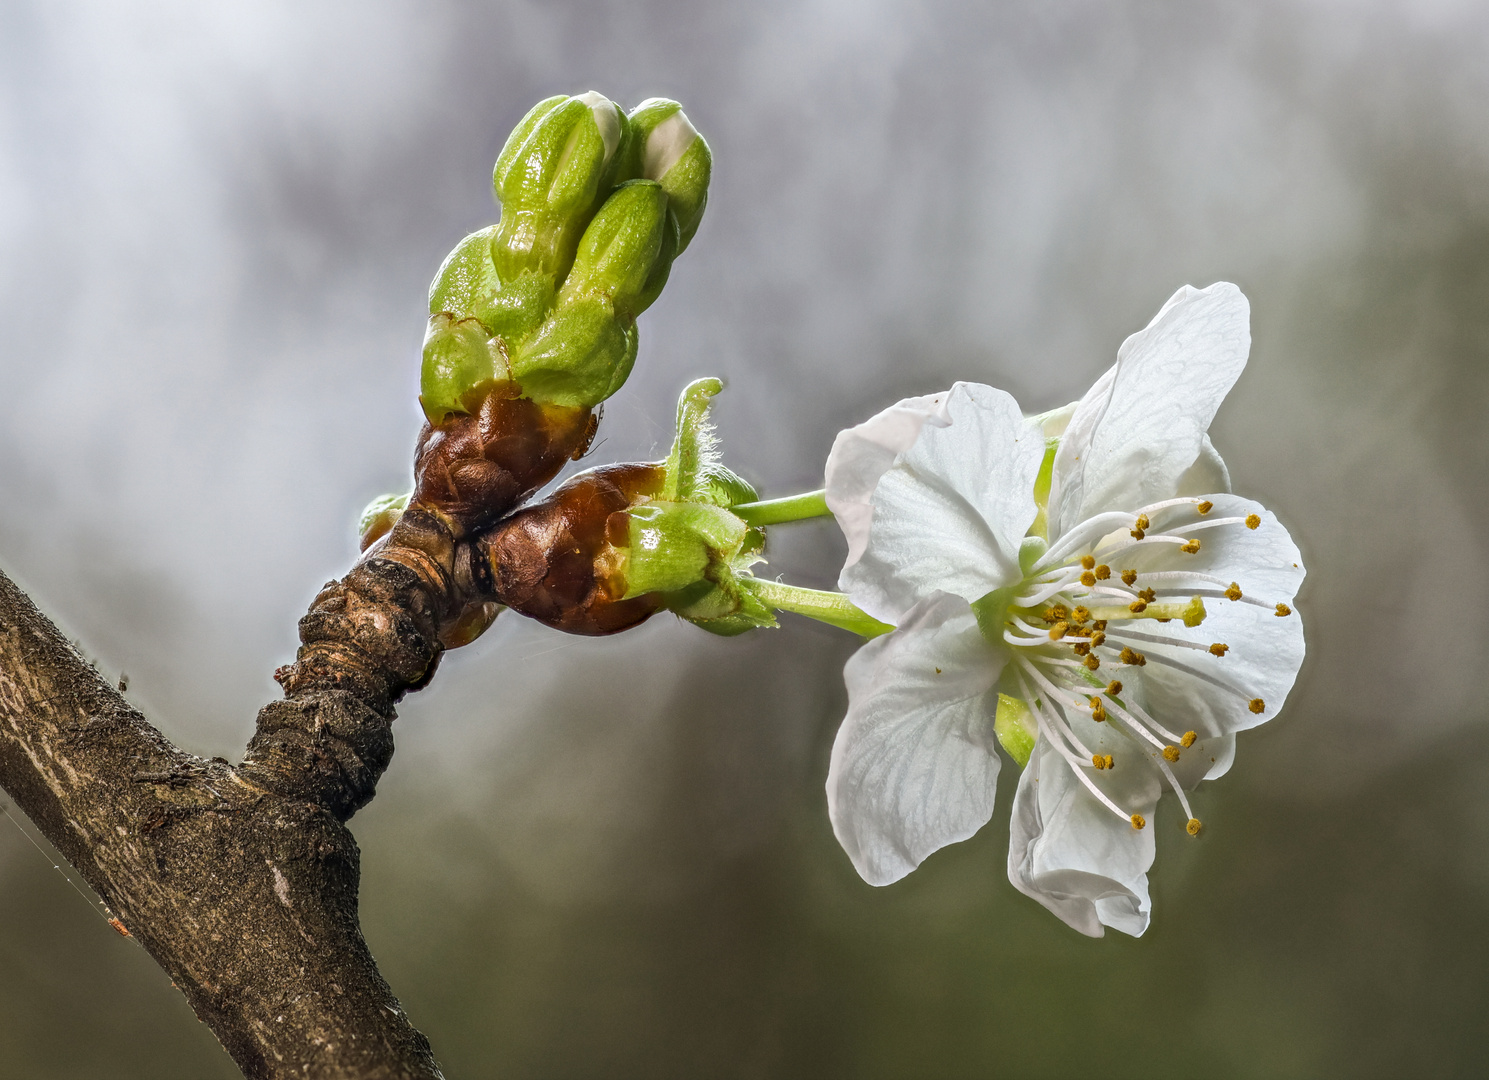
[2,1,1488,1076]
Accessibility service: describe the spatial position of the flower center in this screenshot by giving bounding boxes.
[973,495,1292,835]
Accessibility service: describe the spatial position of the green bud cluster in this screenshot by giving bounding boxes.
[420,92,713,422]
[618,379,777,637]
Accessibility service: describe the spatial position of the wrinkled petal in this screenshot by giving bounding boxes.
[828,593,1004,886]
[1103,494,1306,740]
[1049,283,1250,540]
[1008,735,1161,937]
[843,383,1043,623]
[825,390,954,582]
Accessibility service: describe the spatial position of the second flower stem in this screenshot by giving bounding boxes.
[746,578,892,638]
[731,489,831,526]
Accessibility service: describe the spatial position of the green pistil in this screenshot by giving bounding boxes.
[731,489,832,526]
[746,579,892,638]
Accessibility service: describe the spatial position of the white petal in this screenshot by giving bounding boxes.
[827,593,1004,887]
[1049,283,1250,540]
[1007,735,1161,937]
[842,383,1043,623]
[1106,494,1305,740]
[825,391,955,584]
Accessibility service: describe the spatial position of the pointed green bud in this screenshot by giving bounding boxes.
[561,180,669,318]
[491,92,627,282]
[628,98,712,253]
[428,225,500,318]
[994,693,1038,767]
[420,314,502,424]
[357,491,410,551]
[509,297,636,409]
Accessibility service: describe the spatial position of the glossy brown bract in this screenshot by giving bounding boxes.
[480,463,666,635]
[412,385,594,537]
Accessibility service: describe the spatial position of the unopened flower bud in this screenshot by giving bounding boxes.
[560,180,670,318]
[510,296,638,409]
[627,98,712,253]
[491,92,628,282]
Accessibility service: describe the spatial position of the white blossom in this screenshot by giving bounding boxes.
[822,283,1305,937]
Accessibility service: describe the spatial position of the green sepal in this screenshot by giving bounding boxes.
[994,693,1038,767]
[420,314,501,424]
[491,93,626,282]
[428,226,500,317]
[471,270,555,346]
[492,95,567,195]
[683,581,777,636]
[664,377,723,502]
[623,501,747,597]
[510,296,634,408]
[560,180,669,318]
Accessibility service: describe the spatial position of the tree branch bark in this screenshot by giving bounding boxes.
[0,382,670,1076]
[0,566,445,1079]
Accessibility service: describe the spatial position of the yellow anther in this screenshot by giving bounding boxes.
[1095,564,1111,580]
[1209,642,1229,657]
[1104,755,1114,770]
[1129,600,1148,613]
[1072,641,1090,656]
[1089,696,1107,722]
[1083,653,1101,671]
[1156,617,1172,623]
[1130,814,1146,830]
[1093,620,1108,631]
[1180,538,1201,554]
[1249,698,1265,714]
[1090,631,1106,647]
[1138,587,1156,603]
[1181,730,1197,748]
[1049,621,1069,640]
[1225,582,1243,601]
[1245,513,1261,529]
[1042,604,1069,624]
[1080,555,1096,570]
[1275,603,1292,617]
[1106,680,1123,696]
[1120,647,1146,666]
[1092,754,1106,769]
[1080,571,1096,586]
[1135,514,1150,530]
[1186,818,1203,836]
[1130,527,1146,540]
[1071,606,1091,623]
[1121,570,1138,586]
[1162,745,1181,762]
[1196,501,1213,515]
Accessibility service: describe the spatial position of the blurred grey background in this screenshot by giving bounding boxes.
[2,1,1487,1076]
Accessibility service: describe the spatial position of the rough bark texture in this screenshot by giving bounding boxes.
[0,567,445,1079]
[0,438,666,1076]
